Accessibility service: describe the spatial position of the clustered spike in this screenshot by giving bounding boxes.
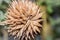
[5,0,44,40]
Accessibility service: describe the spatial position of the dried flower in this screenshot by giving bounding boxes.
[5,0,44,40]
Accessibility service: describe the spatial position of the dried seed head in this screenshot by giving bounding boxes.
[6,0,44,40]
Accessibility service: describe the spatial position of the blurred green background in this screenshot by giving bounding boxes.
[0,0,60,40]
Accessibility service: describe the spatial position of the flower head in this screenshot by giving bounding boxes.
[6,0,43,40]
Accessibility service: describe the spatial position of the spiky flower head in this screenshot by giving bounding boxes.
[5,0,44,40]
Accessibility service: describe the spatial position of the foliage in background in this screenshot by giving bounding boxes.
[0,0,11,39]
[36,0,60,40]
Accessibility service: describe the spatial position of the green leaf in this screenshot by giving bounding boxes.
[0,0,3,5]
[46,0,60,6]
[47,5,53,14]
[0,11,5,21]
[3,0,11,4]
